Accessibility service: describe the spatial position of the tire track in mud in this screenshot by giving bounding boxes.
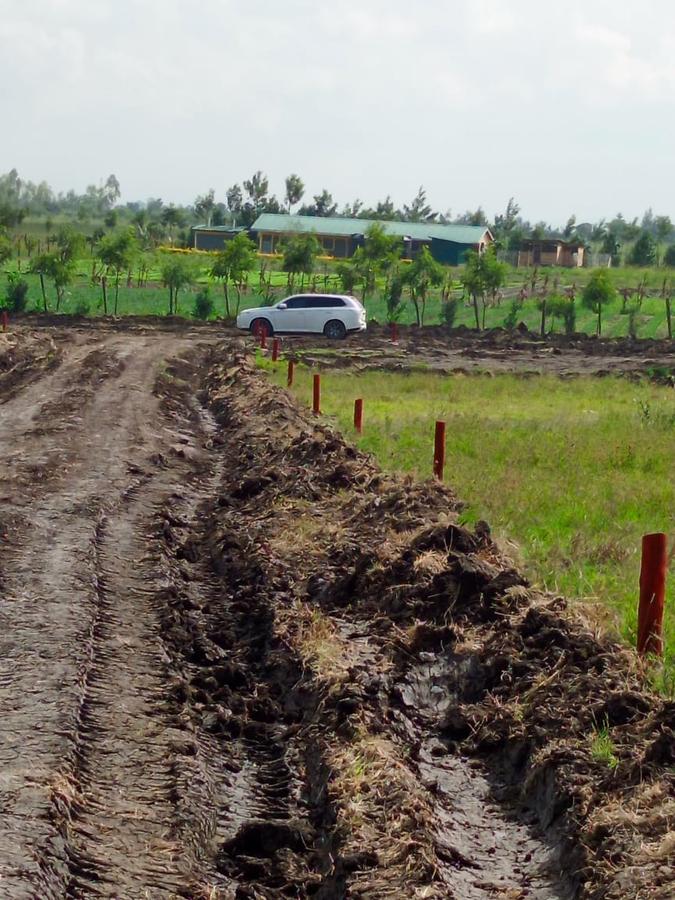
[0,334,227,896]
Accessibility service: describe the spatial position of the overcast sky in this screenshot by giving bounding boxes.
[2,0,674,224]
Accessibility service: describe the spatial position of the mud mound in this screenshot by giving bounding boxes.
[185,348,672,898]
[0,328,62,399]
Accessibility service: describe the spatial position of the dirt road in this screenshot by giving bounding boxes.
[0,325,672,899]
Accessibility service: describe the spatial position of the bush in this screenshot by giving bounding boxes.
[3,275,29,313]
[504,299,520,330]
[336,262,358,294]
[73,298,90,316]
[441,297,459,329]
[548,294,576,334]
[385,274,405,323]
[193,287,214,320]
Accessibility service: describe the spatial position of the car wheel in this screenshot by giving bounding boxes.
[250,318,273,338]
[324,319,347,340]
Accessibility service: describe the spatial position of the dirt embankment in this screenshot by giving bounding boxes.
[0,326,672,899]
[164,350,671,898]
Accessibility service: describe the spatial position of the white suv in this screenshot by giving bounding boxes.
[236,294,366,339]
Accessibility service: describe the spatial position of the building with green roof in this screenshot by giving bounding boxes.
[249,214,493,264]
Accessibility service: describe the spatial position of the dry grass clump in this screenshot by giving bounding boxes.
[276,600,353,685]
[412,550,448,576]
[327,722,445,898]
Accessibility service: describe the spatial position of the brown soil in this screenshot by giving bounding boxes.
[283,325,675,379]
[0,323,672,899]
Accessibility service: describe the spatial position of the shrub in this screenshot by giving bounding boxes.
[582,269,616,336]
[441,297,459,329]
[548,294,576,334]
[385,274,405,323]
[193,287,214,320]
[73,298,90,316]
[336,262,358,294]
[3,275,29,313]
[504,299,520,330]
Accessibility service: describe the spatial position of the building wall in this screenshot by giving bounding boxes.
[517,245,584,267]
[256,231,355,257]
[193,230,239,251]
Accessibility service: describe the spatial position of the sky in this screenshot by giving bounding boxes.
[2,0,675,225]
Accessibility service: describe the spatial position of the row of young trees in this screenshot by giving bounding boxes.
[2,216,673,338]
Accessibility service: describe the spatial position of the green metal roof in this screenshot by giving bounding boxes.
[192,224,244,232]
[251,214,491,244]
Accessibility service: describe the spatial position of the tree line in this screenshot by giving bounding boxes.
[3,168,675,267]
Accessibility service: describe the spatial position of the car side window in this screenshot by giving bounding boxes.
[306,296,345,308]
[284,297,306,309]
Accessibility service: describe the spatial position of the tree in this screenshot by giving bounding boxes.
[493,197,521,246]
[298,189,337,217]
[0,231,12,267]
[402,186,436,223]
[160,256,194,315]
[402,246,444,326]
[581,269,616,336]
[384,272,406,323]
[350,223,400,304]
[39,226,85,311]
[226,184,243,220]
[210,232,257,317]
[563,215,577,238]
[659,278,673,340]
[460,246,507,330]
[284,174,304,213]
[457,207,488,226]
[2,272,29,313]
[29,253,53,311]
[281,232,321,292]
[601,231,621,265]
[194,189,216,226]
[663,245,675,268]
[102,174,121,209]
[161,205,186,244]
[97,228,138,315]
[628,231,656,266]
[655,215,672,243]
[629,231,657,267]
[243,171,269,217]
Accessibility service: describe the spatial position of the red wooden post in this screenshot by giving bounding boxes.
[259,328,267,350]
[312,374,321,415]
[272,337,280,361]
[637,532,668,656]
[354,398,363,433]
[391,322,398,344]
[433,420,446,480]
[287,359,295,387]
[1,310,7,332]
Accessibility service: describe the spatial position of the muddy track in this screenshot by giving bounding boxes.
[0,327,672,899]
[0,332,229,896]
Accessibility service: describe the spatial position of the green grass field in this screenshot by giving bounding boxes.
[262,360,675,689]
[4,254,674,338]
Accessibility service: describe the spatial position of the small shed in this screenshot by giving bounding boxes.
[191,226,246,251]
[518,239,585,268]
